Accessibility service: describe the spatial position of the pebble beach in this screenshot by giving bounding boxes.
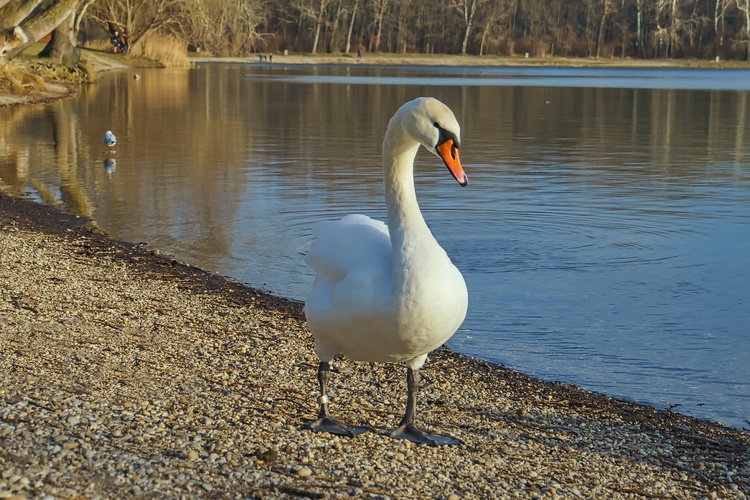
[1,191,749,499]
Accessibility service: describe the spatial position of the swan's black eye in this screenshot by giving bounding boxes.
[435,125,460,149]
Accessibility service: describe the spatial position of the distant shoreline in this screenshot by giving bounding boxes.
[3,50,746,109]
[191,52,750,69]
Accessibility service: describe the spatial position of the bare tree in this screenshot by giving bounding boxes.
[0,0,43,29]
[475,0,511,55]
[736,0,750,58]
[1,0,80,63]
[713,0,733,54]
[371,0,390,52]
[327,0,344,52]
[344,0,359,53]
[38,0,98,66]
[595,0,616,57]
[87,0,186,52]
[0,0,734,63]
[310,0,330,54]
[452,0,481,55]
[651,0,686,57]
[181,0,263,55]
[634,0,647,57]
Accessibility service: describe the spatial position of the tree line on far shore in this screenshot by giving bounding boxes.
[2,0,750,66]
[261,0,750,61]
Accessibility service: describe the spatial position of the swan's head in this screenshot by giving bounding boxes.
[398,97,468,186]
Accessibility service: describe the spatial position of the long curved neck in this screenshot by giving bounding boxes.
[382,122,433,255]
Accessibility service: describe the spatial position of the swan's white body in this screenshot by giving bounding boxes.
[304,97,468,372]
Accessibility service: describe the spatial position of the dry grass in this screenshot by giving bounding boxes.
[131,33,190,68]
[0,42,94,97]
[0,63,46,95]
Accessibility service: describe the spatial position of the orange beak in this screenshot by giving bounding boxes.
[436,139,468,186]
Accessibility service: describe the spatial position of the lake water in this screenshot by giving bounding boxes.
[1,64,748,429]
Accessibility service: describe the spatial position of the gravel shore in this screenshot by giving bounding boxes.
[1,192,748,499]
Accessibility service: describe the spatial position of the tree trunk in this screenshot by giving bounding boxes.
[0,0,79,63]
[459,0,478,56]
[0,0,43,31]
[344,0,358,53]
[479,17,493,56]
[311,0,326,54]
[374,0,388,52]
[328,0,343,52]
[636,0,643,57]
[39,12,78,66]
[668,0,678,58]
[741,0,750,60]
[595,0,610,58]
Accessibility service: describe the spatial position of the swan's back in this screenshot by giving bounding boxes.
[305,214,390,285]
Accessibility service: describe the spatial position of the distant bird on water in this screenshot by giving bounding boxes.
[103,130,117,153]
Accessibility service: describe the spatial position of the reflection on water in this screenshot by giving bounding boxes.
[1,65,749,428]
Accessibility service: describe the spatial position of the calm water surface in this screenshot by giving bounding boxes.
[1,65,748,428]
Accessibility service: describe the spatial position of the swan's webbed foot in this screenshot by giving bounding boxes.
[390,423,462,446]
[390,366,463,446]
[304,417,368,437]
[304,361,368,438]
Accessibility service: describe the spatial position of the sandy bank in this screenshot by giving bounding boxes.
[190,52,744,69]
[0,50,131,109]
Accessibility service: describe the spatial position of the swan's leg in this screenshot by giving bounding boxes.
[304,361,368,437]
[390,367,462,446]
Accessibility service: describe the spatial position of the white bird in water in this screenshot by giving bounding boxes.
[304,97,469,446]
[103,130,117,153]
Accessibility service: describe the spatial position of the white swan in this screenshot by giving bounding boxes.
[304,97,468,446]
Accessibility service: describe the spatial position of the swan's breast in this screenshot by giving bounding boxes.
[393,244,468,351]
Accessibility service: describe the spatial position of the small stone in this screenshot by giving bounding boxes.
[187,451,199,460]
[297,467,312,478]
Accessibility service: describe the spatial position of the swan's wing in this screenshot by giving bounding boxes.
[305,214,391,285]
[305,215,393,359]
